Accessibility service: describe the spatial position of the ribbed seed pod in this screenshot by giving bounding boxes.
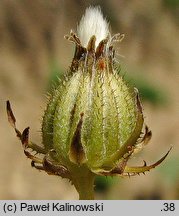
[42,67,138,171]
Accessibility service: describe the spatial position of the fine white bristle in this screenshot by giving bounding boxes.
[77,6,109,48]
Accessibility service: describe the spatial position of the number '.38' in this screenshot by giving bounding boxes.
[163,203,175,211]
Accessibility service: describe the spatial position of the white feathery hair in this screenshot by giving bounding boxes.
[77,6,109,48]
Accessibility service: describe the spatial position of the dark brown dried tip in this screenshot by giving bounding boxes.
[43,155,71,179]
[134,88,143,113]
[6,100,22,139]
[6,100,16,128]
[141,125,152,145]
[69,112,86,165]
[21,127,30,149]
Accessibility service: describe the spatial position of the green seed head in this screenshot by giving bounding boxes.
[42,9,143,174]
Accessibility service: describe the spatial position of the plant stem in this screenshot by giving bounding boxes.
[71,166,95,200]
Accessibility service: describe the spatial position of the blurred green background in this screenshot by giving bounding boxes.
[0,0,179,199]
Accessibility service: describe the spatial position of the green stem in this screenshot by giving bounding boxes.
[71,166,95,200]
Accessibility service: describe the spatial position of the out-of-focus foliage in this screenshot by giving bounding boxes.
[163,0,179,8]
[47,60,63,93]
[163,0,179,21]
[124,73,169,106]
[95,176,116,193]
[158,156,179,183]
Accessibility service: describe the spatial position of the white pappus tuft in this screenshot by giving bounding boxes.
[77,6,109,48]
